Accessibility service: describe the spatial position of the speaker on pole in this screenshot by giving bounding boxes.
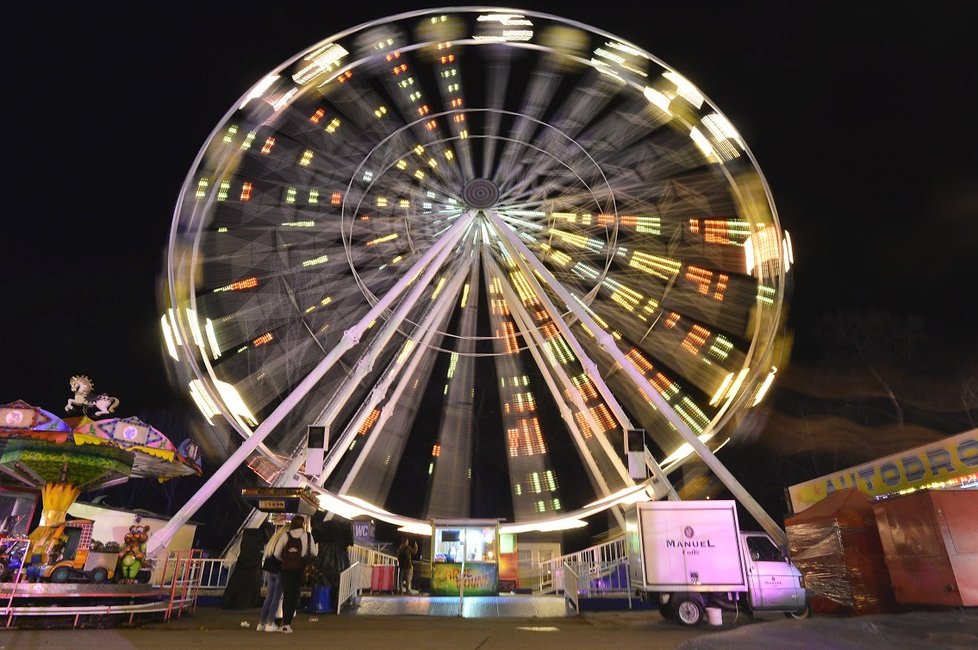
[305,425,328,479]
[626,428,647,480]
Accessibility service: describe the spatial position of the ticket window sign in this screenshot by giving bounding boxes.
[431,520,500,596]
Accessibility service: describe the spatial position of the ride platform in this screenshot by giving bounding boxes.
[341,593,574,618]
[1,581,162,599]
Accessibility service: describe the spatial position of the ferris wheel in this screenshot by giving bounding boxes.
[159,7,792,544]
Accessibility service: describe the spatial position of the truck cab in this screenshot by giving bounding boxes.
[740,532,807,613]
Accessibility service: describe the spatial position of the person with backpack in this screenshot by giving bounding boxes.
[256,523,287,632]
[273,515,318,634]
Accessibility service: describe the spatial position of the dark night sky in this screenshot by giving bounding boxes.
[3,3,977,463]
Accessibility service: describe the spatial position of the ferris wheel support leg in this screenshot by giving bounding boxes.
[486,211,787,547]
[147,213,475,557]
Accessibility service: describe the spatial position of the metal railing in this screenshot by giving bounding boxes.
[337,561,361,613]
[349,545,397,566]
[0,546,208,628]
[561,562,579,613]
[157,557,231,592]
[349,545,398,591]
[159,549,205,620]
[540,536,631,602]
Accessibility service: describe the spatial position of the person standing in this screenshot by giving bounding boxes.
[256,523,287,632]
[397,537,418,594]
[273,515,318,634]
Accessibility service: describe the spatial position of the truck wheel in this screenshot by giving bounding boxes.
[673,594,705,626]
[785,604,811,619]
[91,568,109,584]
[51,566,71,583]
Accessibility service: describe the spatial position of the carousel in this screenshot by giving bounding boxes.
[0,377,200,604]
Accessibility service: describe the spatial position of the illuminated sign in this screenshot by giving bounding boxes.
[788,428,978,513]
[258,500,286,511]
[431,562,498,596]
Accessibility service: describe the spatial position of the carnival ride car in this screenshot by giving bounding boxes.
[26,517,119,583]
[0,536,28,580]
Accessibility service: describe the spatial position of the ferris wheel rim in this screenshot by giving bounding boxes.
[164,6,791,528]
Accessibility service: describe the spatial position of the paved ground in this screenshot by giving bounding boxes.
[4,604,978,649]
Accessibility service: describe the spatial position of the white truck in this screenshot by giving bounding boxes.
[626,500,809,626]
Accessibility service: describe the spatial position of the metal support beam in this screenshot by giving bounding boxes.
[309,217,472,468]
[485,215,677,502]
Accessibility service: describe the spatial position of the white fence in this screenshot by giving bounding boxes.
[337,561,362,613]
[561,562,579,613]
[541,536,631,603]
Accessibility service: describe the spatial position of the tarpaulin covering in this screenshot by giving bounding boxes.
[786,488,894,615]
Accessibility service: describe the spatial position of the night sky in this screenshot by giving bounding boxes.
[3,3,977,532]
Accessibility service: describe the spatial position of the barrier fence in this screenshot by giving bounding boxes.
[337,561,362,613]
[561,562,579,612]
[542,537,632,605]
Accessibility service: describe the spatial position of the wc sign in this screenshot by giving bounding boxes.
[353,520,374,541]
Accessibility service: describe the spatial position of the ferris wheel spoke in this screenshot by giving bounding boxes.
[492,63,565,190]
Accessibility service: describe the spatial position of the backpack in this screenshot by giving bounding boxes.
[280,533,306,571]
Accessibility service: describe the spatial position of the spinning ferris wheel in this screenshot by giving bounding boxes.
[156,7,793,548]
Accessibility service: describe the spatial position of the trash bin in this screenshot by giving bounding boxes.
[705,606,723,626]
[306,584,334,614]
[371,564,396,592]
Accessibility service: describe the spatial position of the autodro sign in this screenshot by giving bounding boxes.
[788,428,978,513]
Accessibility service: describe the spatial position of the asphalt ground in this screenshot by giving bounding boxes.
[3,604,978,649]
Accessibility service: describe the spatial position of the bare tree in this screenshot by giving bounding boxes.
[815,308,925,429]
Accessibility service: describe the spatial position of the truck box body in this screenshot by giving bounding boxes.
[627,500,748,592]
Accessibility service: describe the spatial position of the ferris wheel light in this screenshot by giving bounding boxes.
[643,86,673,114]
[204,318,222,360]
[185,308,205,348]
[689,126,715,160]
[783,230,795,271]
[662,71,704,108]
[239,74,280,109]
[751,367,778,406]
[161,314,179,360]
[292,43,348,86]
[189,379,219,424]
[709,371,735,406]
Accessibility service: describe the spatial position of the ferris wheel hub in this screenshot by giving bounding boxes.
[462,178,500,209]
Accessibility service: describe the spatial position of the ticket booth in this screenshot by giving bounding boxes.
[430,519,499,596]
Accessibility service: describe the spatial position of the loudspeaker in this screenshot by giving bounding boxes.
[626,428,647,480]
[305,425,327,478]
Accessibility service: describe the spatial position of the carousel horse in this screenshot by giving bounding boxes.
[65,375,120,416]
